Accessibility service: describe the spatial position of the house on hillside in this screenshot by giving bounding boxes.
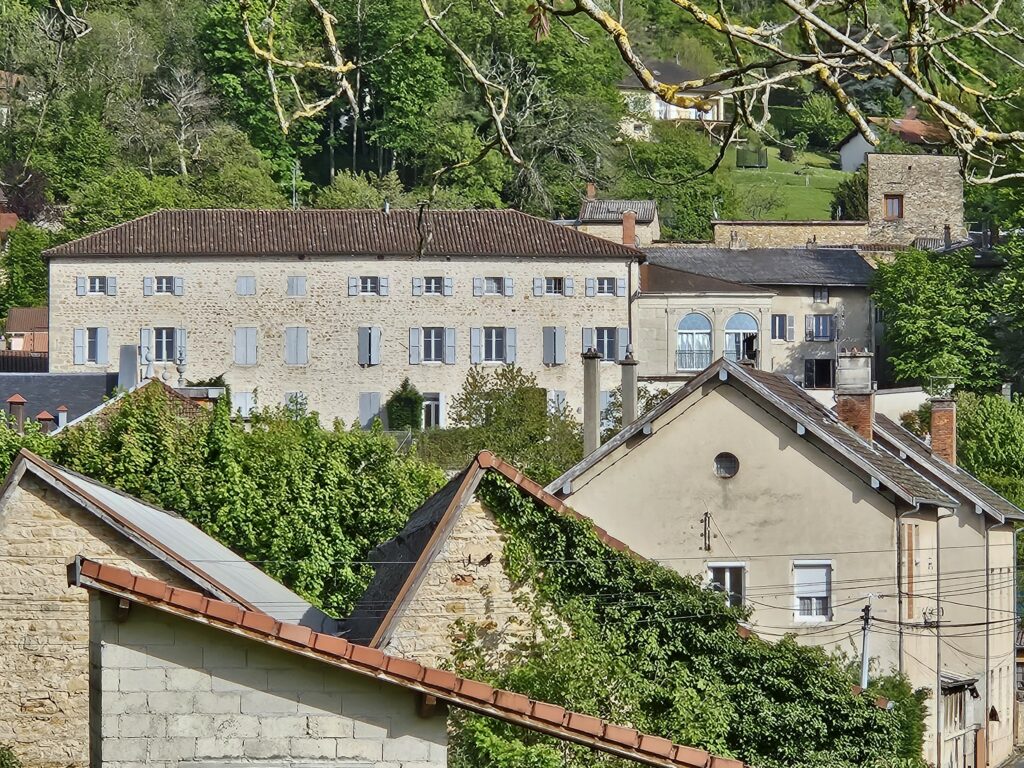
[837,108,951,172]
[618,59,728,139]
[544,354,1019,767]
[574,186,662,246]
[68,557,741,768]
[4,306,48,352]
[0,449,332,768]
[44,209,640,428]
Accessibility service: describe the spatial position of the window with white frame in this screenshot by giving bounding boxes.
[595,327,616,361]
[423,393,442,429]
[596,277,616,296]
[545,277,564,296]
[423,276,444,295]
[793,561,831,620]
[360,276,381,295]
[153,327,176,362]
[86,328,100,363]
[422,327,444,363]
[155,276,174,294]
[708,563,745,608]
[484,276,505,295]
[88,276,108,294]
[807,314,833,341]
[483,327,506,362]
[813,286,830,303]
[677,314,712,371]
[771,314,787,340]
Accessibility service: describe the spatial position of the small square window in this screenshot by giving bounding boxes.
[423,276,444,295]
[155,276,174,294]
[422,327,444,363]
[483,327,506,362]
[813,286,829,303]
[545,277,564,296]
[771,314,787,340]
[86,328,99,363]
[595,327,616,361]
[794,562,831,619]
[236,276,256,296]
[287,276,307,296]
[596,277,616,296]
[484,276,505,295]
[360,276,381,295]
[88,276,107,294]
[884,194,904,221]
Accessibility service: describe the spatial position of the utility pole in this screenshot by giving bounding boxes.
[860,598,872,689]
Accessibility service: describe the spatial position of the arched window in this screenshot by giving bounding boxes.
[725,313,758,363]
[676,313,712,371]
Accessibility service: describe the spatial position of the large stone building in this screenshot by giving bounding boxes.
[44,209,640,427]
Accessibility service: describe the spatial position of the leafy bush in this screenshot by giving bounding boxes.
[386,378,424,430]
[0,745,20,768]
[831,166,868,220]
[795,93,852,149]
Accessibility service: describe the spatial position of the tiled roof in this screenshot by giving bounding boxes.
[43,209,641,260]
[873,413,1024,523]
[57,379,209,433]
[0,372,117,420]
[340,450,633,647]
[579,199,658,225]
[69,557,743,768]
[547,360,955,508]
[4,306,48,334]
[618,60,720,94]
[645,246,876,286]
[3,449,335,631]
[641,264,771,294]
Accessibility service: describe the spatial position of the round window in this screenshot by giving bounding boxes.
[714,452,739,478]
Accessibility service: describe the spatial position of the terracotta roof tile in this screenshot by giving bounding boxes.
[605,723,642,748]
[240,610,277,635]
[4,306,48,334]
[567,711,604,736]
[277,621,314,646]
[169,587,206,613]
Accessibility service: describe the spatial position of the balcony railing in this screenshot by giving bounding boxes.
[677,349,713,371]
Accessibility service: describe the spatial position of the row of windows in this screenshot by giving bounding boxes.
[73,327,186,365]
[709,561,832,620]
[675,312,838,371]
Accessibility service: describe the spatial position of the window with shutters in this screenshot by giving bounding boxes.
[236,276,256,295]
[86,328,100,363]
[809,314,833,341]
[360,276,381,295]
[596,277,616,296]
[484,276,504,295]
[155,276,174,294]
[423,393,442,429]
[770,314,787,340]
[545,277,564,296]
[423,276,444,295]
[153,327,176,362]
[284,327,309,366]
[234,328,258,366]
[422,327,444,363]
[88,276,108,294]
[595,327,616,361]
[708,563,745,608]
[793,561,831,620]
[483,327,505,362]
[813,286,830,303]
[287,276,307,296]
[231,391,255,418]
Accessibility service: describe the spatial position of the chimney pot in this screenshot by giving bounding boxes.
[56,405,68,429]
[585,182,597,200]
[619,346,639,427]
[930,397,957,465]
[35,411,54,434]
[834,350,875,442]
[622,210,637,248]
[582,348,602,456]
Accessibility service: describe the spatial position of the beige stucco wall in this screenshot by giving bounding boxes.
[865,154,966,244]
[48,256,637,426]
[0,477,189,768]
[577,217,661,247]
[711,222,870,249]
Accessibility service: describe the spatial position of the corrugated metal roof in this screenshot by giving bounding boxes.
[579,199,658,225]
[43,209,640,260]
[645,246,876,286]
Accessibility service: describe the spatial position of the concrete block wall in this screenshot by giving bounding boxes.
[0,478,189,768]
[93,597,447,768]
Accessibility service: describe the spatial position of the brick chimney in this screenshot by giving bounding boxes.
[622,210,637,248]
[585,182,597,200]
[6,393,25,433]
[834,349,875,442]
[930,397,956,465]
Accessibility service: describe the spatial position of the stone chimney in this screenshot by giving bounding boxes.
[582,348,602,456]
[586,182,597,200]
[619,346,639,427]
[834,349,875,442]
[35,411,54,434]
[6,393,25,433]
[622,210,637,248]
[56,405,68,429]
[930,397,956,465]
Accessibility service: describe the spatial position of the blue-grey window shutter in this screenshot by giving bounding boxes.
[582,327,594,353]
[297,327,308,364]
[615,277,627,297]
[585,278,596,297]
[473,277,484,297]
[234,329,246,365]
[285,328,300,364]
[547,389,566,414]
[348,277,359,296]
[173,276,185,296]
[409,327,422,365]
[370,326,382,365]
[542,326,554,365]
[231,391,254,417]
[140,328,152,362]
[470,327,482,364]
[143,277,154,297]
[564,277,575,296]
[533,277,544,297]
[505,327,517,363]
[236,276,255,295]
[443,277,454,296]
[444,327,456,365]
[830,314,838,341]
[379,277,390,296]
[73,329,86,365]
[600,390,612,429]
[359,392,381,428]
[804,314,814,341]
[95,328,108,366]
[554,326,566,364]
[412,277,423,296]
[177,328,187,364]
[358,326,371,365]
[76,277,87,296]
[504,276,514,297]
[786,315,796,342]
[106,277,117,296]
[617,327,629,361]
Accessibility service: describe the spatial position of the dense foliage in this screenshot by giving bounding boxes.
[448,473,926,768]
[0,222,53,319]
[386,378,424,431]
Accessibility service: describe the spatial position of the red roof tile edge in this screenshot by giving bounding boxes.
[69,556,739,768]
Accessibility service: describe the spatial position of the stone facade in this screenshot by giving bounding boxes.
[711,221,870,249]
[47,256,636,426]
[381,500,538,668]
[91,596,447,768]
[0,477,188,768]
[865,153,965,244]
[576,218,661,247]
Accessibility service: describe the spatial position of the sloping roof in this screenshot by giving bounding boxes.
[70,557,743,768]
[340,451,634,648]
[645,246,876,286]
[0,372,118,420]
[55,378,208,434]
[618,60,720,94]
[579,199,658,225]
[642,264,772,294]
[873,413,1024,523]
[43,209,641,260]
[546,359,955,509]
[5,307,48,334]
[1,450,334,631]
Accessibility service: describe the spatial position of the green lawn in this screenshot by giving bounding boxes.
[721,147,851,220]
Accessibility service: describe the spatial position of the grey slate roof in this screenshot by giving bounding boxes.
[4,450,336,632]
[644,246,876,286]
[873,413,1024,523]
[618,60,720,93]
[547,359,955,508]
[579,199,658,225]
[43,209,641,260]
[642,263,771,294]
[0,372,118,421]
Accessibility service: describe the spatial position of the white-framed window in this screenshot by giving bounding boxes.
[422,327,444,363]
[484,276,505,295]
[725,312,758,362]
[708,562,745,608]
[793,560,832,621]
[423,276,444,295]
[545,277,564,296]
[595,327,616,361]
[88,276,108,294]
[677,314,712,371]
[771,314,787,341]
[153,327,176,362]
[483,327,506,362]
[423,393,443,429]
[86,328,100,363]
[813,286,830,303]
[287,275,307,296]
[596,277,616,296]
[155,276,174,294]
[360,276,381,295]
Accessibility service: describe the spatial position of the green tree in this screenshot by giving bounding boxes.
[0,223,52,319]
[795,93,858,149]
[64,167,194,237]
[386,378,424,430]
[315,171,406,209]
[190,126,287,208]
[831,166,868,220]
